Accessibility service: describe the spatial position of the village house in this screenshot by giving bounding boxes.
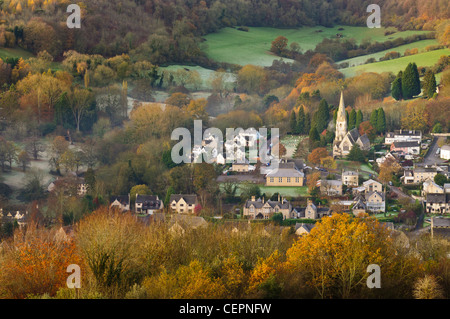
[431,217,450,238]
[294,223,315,236]
[265,162,304,187]
[169,214,208,235]
[135,194,164,215]
[333,92,370,158]
[390,141,421,156]
[365,191,386,213]
[231,158,255,173]
[422,180,445,197]
[425,193,450,214]
[441,145,450,160]
[110,195,130,212]
[320,179,343,196]
[243,196,293,220]
[363,179,383,193]
[384,130,422,145]
[169,194,199,214]
[0,209,28,228]
[351,194,367,216]
[402,165,446,184]
[294,200,331,220]
[376,151,399,165]
[342,170,359,187]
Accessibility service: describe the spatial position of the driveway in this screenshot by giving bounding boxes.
[424,136,446,165]
[390,186,415,204]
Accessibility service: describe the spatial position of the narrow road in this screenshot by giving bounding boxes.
[424,136,446,165]
[390,186,415,204]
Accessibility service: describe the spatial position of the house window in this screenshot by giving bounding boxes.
[295,177,300,183]
[270,177,274,183]
[287,177,291,183]
[279,178,282,183]
[250,207,255,213]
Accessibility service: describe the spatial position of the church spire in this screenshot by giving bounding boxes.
[337,91,346,123]
[334,91,347,143]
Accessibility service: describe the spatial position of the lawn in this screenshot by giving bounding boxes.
[335,160,377,179]
[222,182,309,198]
[339,39,440,68]
[203,25,433,67]
[0,47,34,60]
[259,186,309,198]
[340,48,450,78]
[159,64,236,90]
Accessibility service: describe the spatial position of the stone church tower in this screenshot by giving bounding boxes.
[335,91,347,143]
[332,91,371,158]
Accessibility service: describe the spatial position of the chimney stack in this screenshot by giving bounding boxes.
[251,196,255,201]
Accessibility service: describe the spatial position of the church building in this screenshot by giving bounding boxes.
[333,92,370,158]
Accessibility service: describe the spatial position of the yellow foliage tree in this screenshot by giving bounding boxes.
[285,214,395,298]
[143,260,227,299]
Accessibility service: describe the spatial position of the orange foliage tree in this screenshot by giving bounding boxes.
[0,224,82,298]
[308,147,329,164]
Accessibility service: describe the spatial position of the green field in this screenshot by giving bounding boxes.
[339,39,440,68]
[159,64,236,90]
[203,26,433,67]
[340,48,450,78]
[0,47,34,60]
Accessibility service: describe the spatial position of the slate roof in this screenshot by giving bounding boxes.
[358,134,370,147]
[136,195,162,210]
[170,194,198,205]
[426,193,450,204]
[346,128,359,143]
[432,218,450,228]
[295,223,315,233]
[342,170,358,176]
[244,198,291,209]
[266,166,304,178]
[110,195,130,205]
[392,141,420,148]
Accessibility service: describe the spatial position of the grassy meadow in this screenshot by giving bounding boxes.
[0,47,34,60]
[203,25,433,66]
[339,39,441,68]
[340,48,450,78]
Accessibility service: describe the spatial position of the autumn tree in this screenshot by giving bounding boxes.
[237,65,267,95]
[165,92,191,108]
[401,100,430,132]
[18,150,31,172]
[308,147,328,165]
[67,87,94,132]
[76,208,148,297]
[49,136,69,174]
[307,171,321,194]
[378,158,402,185]
[284,214,402,299]
[320,156,337,170]
[0,224,82,298]
[270,36,288,55]
[26,136,45,160]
